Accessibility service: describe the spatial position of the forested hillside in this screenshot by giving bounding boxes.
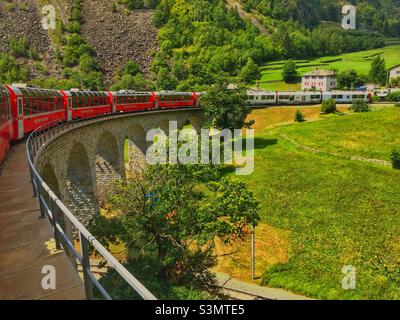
[148,0,388,90]
[240,0,400,36]
[0,0,398,90]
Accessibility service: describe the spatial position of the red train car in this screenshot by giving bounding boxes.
[111,91,155,113]
[156,92,196,109]
[0,84,14,163]
[62,90,112,120]
[5,85,66,140]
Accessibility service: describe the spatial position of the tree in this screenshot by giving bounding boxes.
[282,61,299,83]
[337,69,363,90]
[321,99,337,114]
[369,56,387,85]
[91,161,259,292]
[124,60,140,76]
[239,58,260,83]
[202,76,254,131]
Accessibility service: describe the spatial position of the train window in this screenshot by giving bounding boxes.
[247,96,255,100]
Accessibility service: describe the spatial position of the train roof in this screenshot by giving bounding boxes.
[112,90,153,96]
[66,90,108,97]
[325,91,368,94]
[9,85,63,97]
[247,90,275,94]
[156,91,193,96]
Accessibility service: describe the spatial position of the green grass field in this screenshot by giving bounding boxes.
[257,44,400,91]
[236,106,400,299]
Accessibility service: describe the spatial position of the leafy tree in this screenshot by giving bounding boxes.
[321,99,337,114]
[369,56,387,85]
[91,162,259,290]
[124,60,140,77]
[337,69,364,90]
[282,61,298,83]
[202,76,254,131]
[239,58,260,83]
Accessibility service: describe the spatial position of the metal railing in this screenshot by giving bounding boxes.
[26,117,157,300]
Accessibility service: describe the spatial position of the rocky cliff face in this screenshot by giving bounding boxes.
[0,0,158,85]
[0,0,61,78]
[81,0,158,84]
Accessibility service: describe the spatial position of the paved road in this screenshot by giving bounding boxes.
[0,142,84,300]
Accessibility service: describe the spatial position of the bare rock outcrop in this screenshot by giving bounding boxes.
[0,0,61,78]
[81,0,158,85]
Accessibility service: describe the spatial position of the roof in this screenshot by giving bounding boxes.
[303,69,336,77]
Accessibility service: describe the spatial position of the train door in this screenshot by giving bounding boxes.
[67,97,73,121]
[112,95,117,113]
[17,97,24,139]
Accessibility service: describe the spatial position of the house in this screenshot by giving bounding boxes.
[301,69,337,91]
[389,64,400,81]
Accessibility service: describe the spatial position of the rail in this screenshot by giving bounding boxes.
[26,116,157,300]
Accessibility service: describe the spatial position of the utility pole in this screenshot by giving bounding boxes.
[251,223,255,281]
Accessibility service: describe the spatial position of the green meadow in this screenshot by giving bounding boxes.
[257,44,400,91]
[236,106,400,299]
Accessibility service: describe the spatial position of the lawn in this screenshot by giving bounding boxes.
[228,106,400,299]
[271,106,400,161]
[257,44,400,91]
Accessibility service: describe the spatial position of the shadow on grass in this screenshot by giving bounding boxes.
[221,138,278,176]
[253,138,278,150]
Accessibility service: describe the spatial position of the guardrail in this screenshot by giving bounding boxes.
[26,117,157,300]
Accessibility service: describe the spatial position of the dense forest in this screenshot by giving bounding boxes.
[240,0,400,36]
[148,0,387,90]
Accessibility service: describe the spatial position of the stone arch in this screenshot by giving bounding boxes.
[126,123,148,171]
[188,115,203,132]
[158,119,170,136]
[66,142,97,226]
[95,131,124,200]
[41,163,61,198]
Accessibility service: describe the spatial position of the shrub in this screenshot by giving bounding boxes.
[351,100,371,112]
[8,37,29,58]
[321,99,337,114]
[390,149,400,169]
[394,102,400,108]
[387,92,400,102]
[294,109,305,122]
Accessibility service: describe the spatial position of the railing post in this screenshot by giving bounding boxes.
[50,199,62,250]
[80,233,94,300]
[29,166,38,197]
[37,184,46,219]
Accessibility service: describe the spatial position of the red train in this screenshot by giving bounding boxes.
[0,84,203,163]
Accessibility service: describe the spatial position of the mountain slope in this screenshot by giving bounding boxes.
[81,0,157,84]
[0,0,61,79]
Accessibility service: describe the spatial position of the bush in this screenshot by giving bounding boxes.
[387,92,400,102]
[8,37,29,58]
[294,109,305,122]
[321,99,337,114]
[390,149,400,169]
[351,100,371,112]
[394,102,400,108]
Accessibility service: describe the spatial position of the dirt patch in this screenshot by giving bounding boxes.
[213,223,290,282]
[248,105,351,132]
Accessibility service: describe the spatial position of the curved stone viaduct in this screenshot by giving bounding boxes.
[33,109,205,227]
